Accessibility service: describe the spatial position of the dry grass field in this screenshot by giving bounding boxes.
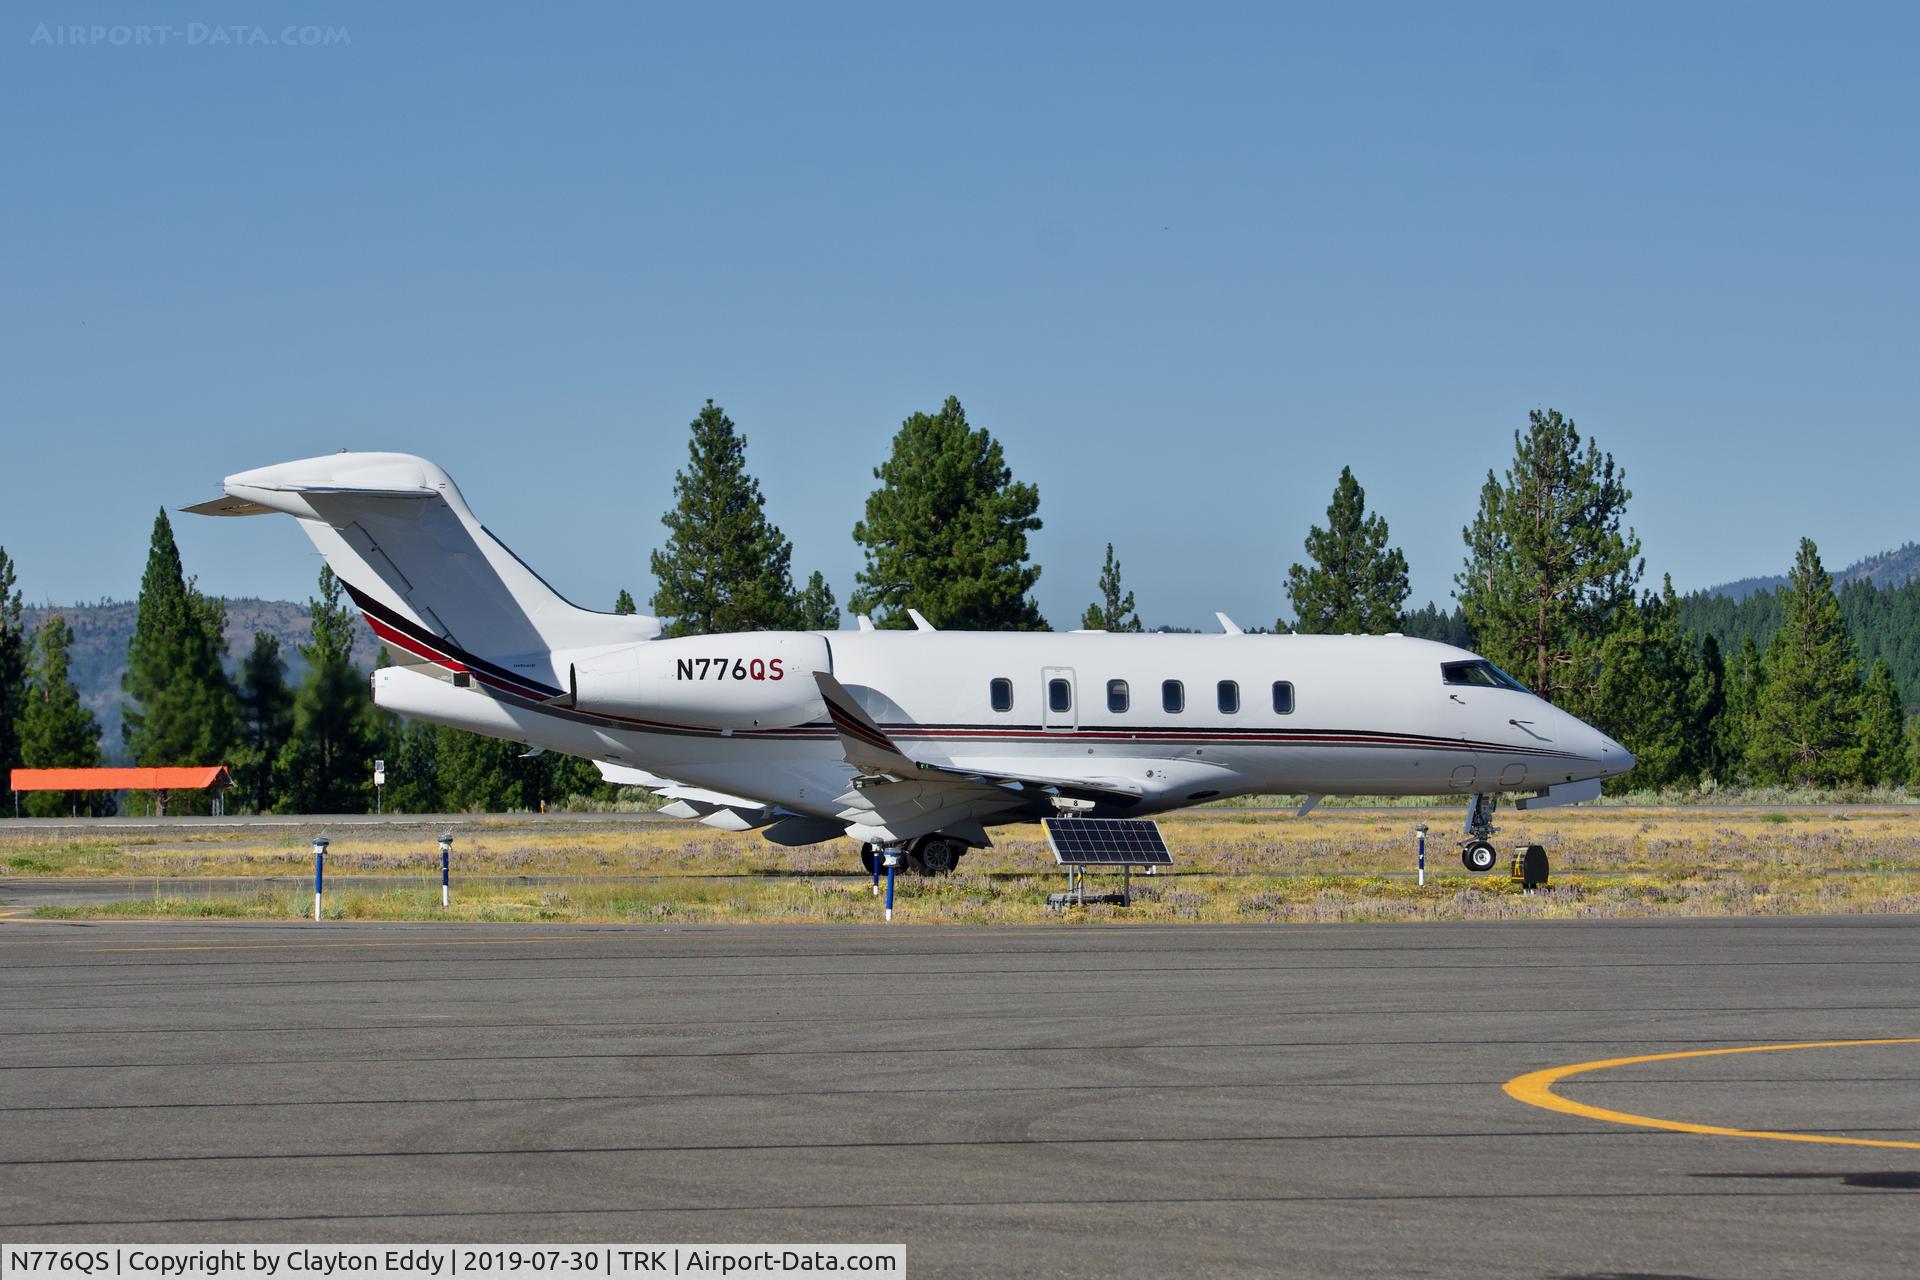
[6,805,1919,925]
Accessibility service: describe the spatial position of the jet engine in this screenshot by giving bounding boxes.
[561,632,831,730]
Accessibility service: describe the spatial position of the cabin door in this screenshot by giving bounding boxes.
[1041,667,1077,731]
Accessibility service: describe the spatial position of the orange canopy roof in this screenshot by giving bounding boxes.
[10,766,233,792]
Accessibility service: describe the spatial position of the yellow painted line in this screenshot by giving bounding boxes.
[1505,1038,1920,1150]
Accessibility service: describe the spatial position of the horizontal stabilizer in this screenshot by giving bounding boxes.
[181,496,276,517]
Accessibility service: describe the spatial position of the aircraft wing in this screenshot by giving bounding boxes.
[812,672,1142,844]
[594,761,779,831]
[593,760,856,847]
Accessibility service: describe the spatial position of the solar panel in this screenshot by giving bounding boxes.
[1044,817,1173,866]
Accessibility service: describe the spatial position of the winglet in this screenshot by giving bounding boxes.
[1216,612,1243,635]
[813,672,918,773]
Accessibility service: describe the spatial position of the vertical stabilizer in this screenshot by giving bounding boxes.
[187,453,657,690]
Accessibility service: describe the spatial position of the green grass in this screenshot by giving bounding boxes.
[12,805,1920,926]
[28,866,1920,926]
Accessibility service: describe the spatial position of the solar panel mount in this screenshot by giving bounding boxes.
[1044,817,1173,866]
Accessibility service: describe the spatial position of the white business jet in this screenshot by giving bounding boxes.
[190,452,1632,875]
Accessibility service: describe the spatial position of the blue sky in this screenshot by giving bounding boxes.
[4,2,1915,629]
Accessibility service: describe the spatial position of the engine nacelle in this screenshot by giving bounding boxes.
[563,632,831,730]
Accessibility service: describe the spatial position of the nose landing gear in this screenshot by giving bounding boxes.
[1461,792,1499,873]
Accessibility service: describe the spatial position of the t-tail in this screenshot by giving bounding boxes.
[185,451,661,702]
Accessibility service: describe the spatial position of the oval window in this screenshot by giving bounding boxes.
[990,678,1013,713]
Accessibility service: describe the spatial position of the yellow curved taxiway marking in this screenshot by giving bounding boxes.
[1504,1038,1920,1151]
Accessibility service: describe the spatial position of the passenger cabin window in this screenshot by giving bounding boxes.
[1107,679,1129,713]
[1440,660,1529,692]
[1217,680,1239,713]
[990,678,1013,713]
[1162,680,1184,713]
[1048,678,1073,713]
[1272,681,1295,714]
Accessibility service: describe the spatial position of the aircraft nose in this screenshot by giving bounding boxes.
[1556,708,1633,777]
[1583,722,1633,777]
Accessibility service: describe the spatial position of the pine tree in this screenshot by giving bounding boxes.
[122,509,239,788]
[1584,577,1696,791]
[436,728,527,813]
[0,547,27,809]
[539,753,606,809]
[375,712,445,815]
[793,571,840,630]
[233,631,294,813]
[851,396,1046,630]
[19,616,101,817]
[1456,410,1641,708]
[1399,601,1473,648]
[1082,543,1142,631]
[393,720,446,814]
[274,566,375,813]
[613,589,637,616]
[365,648,447,816]
[1908,715,1920,790]
[1688,633,1727,782]
[1716,635,1764,784]
[649,401,801,636]
[1858,660,1907,786]
[1676,573,1920,718]
[1747,539,1862,787]
[1285,468,1409,634]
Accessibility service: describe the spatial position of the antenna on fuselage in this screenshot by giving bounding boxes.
[1215,612,1243,635]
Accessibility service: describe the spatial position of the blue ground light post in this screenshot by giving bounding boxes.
[884,856,897,923]
[438,832,452,908]
[1415,825,1427,888]
[312,837,328,921]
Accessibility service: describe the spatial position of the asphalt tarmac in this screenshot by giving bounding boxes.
[1,916,1916,1278]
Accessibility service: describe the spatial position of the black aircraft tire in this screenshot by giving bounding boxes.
[1461,841,1498,873]
[910,837,962,876]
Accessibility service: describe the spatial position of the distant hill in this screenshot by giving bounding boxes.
[19,598,380,760]
[1703,542,1920,601]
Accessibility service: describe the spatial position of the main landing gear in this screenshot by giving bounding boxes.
[861,836,966,876]
[1460,792,1500,873]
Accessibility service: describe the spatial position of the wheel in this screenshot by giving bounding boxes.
[909,836,963,875]
[859,844,880,874]
[1461,840,1498,873]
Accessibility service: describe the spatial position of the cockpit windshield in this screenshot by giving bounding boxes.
[1441,660,1530,692]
